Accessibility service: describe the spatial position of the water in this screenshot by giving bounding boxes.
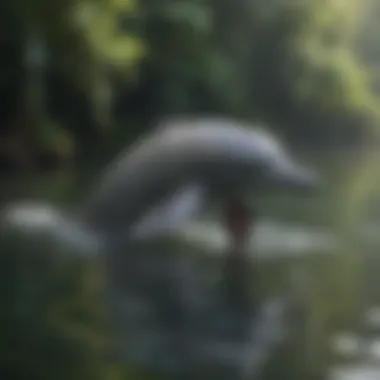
[182,220,339,258]
[183,221,380,379]
[328,307,380,379]
[3,198,380,379]
[330,365,380,380]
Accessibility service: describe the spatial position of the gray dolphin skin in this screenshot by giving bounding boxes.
[79,117,320,246]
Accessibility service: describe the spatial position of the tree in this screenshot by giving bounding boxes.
[0,0,144,171]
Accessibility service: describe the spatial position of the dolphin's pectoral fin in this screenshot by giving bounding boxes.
[129,183,207,241]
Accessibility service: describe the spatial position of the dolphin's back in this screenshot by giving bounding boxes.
[81,128,193,234]
[80,118,277,236]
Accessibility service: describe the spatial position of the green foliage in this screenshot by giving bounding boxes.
[0,233,119,380]
[1,0,145,168]
[239,1,374,132]
[1,0,378,164]
[10,0,144,82]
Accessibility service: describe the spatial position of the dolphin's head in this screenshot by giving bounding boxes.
[229,127,321,194]
[207,126,322,247]
[252,131,320,192]
[197,124,321,205]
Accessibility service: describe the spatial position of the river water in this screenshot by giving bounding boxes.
[3,198,380,379]
[180,221,380,380]
[329,308,380,380]
[188,222,380,380]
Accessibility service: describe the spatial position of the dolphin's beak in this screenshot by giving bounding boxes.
[267,159,322,192]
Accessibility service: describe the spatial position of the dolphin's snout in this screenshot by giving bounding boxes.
[287,164,322,191]
[267,159,322,193]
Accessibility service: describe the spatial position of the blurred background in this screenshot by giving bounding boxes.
[2,0,380,379]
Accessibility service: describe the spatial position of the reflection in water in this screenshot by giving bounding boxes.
[2,202,339,258]
[4,202,380,379]
[183,220,339,257]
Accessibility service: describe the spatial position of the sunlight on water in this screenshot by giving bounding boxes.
[368,340,380,361]
[329,306,380,380]
[183,220,339,256]
[330,365,380,380]
[331,333,364,359]
[2,202,339,258]
[365,308,380,331]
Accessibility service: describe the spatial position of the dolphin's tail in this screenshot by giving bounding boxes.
[1,201,101,258]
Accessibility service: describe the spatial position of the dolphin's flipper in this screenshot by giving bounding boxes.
[129,183,207,241]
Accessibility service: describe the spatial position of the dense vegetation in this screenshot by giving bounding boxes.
[1,0,379,173]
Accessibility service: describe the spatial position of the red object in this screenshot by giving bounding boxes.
[223,195,253,307]
[224,196,251,246]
